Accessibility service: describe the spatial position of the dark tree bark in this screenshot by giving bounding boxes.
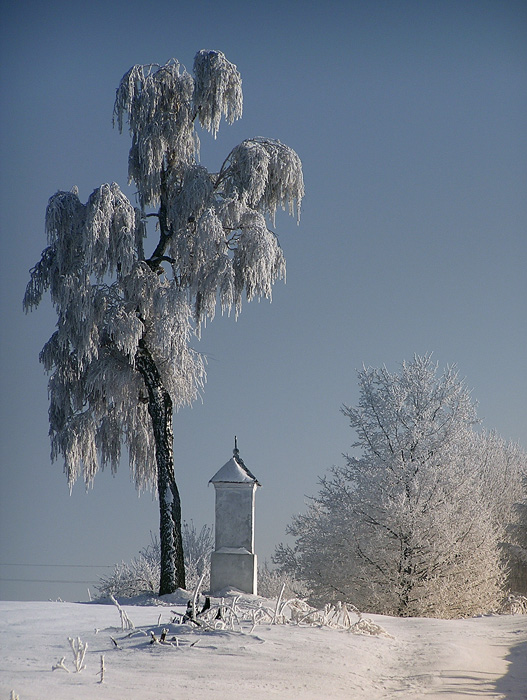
[133,173,188,596]
[136,340,186,594]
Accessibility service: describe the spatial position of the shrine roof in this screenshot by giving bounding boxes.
[210,446,260,486]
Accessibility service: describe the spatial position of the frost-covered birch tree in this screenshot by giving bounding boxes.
[24,50,303,595]
[276,355,515,617]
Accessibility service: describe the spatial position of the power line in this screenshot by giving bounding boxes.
[0,563,113,585]
[0,563,113,568]
[0,577,98,584]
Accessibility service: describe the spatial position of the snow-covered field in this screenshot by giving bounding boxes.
[1,594,526,699]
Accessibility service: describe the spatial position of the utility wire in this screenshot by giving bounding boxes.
[0,563,113,585]
[0,563,113,568]
[0,577,98,584]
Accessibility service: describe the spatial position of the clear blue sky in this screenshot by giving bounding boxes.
[1,0,526,601]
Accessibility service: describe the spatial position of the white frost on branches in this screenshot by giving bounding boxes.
[53,637,88,673]
[25,50,303,497]
[193,50,243,137]
[113,53,302,326]
[276,355,526,618]
[68,636,88,673]
[96,524,214,599]
[114,61,197,208]
[25,196,199,489]
[113,50,243,207]
[109,595,135,630]
[220,138,304,224]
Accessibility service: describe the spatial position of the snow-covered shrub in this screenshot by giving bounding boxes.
[96,522,213,598]
[96,538,159,599]
[501,593,527,615]
[257,561,310,600]
[183,522,214,592]
[175,591,392,638]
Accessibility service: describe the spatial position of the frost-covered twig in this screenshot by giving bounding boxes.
[190,572,206,621]
[181,594,374,635]
[272,583,286,624]
[52,656,70,673]
[98,654,106,683]
[213,596,243,631]
[110,636,122,649]
[68,636,88,672]
[150,628,176,645]
[186,594,245,632]
[276,598,369,632]
[10,692,20,700]
[110,594,135,630]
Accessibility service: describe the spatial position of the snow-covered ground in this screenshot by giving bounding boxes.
[1,594,526,699]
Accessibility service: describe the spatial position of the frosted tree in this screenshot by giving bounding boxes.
[502,462,527,594]
[455,430,526,595]
[508,481,527,594]
[24,50,304,595]
[276,355,508,617]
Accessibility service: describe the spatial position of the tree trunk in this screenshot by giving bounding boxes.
[136,341,186,595]
[398,540,414,616]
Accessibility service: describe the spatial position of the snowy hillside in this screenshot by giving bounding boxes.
[1,594,526,699]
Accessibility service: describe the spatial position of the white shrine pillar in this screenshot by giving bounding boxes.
[209,439,260,595]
